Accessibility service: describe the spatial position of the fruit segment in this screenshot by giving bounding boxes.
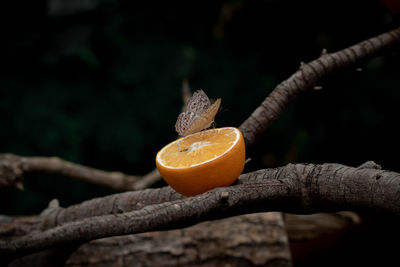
[158,129,237,168]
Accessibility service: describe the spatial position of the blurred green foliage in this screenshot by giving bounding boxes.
[0,0,399,215]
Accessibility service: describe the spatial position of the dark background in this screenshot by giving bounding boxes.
[0,0,399,265]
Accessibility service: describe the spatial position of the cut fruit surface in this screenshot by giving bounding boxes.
[156,127,246,196]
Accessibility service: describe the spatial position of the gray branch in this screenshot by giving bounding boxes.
[0,154,159,191]
[1,162,399,260]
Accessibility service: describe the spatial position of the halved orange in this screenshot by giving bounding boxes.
[156,127,245,196]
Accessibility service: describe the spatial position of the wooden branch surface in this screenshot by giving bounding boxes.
[65,212,358,267]
[1,162,398,260]
[1,213,359,267]
[66,212,291,267]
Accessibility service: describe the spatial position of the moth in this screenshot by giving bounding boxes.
[175,90,221,136]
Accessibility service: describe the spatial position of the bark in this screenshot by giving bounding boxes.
[1,162,398,261]
[36,187,183,231]
[239,27,400,147]
[0,216,36,241]
[66,213,291,267]
[1,212,361,267]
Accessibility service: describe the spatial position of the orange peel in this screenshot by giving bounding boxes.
[156,127,245,196]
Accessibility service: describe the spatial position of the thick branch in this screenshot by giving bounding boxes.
[1,213,359,267]
[2,162,399,259]
[239,27,400,147]
[66,212,291,267]
[32,161,381,230]
[37,187,183,230]
[0,154,159,191]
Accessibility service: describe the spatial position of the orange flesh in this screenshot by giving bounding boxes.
[158,129,237,168]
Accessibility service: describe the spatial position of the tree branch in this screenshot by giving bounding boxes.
[36,187,183,230]
[2,27,400,265]
[239,27,400,147]
[67,212,291,266]
[0,154,159,191]
[1,213,294,266]
[1,212,360,266]
[1,162,399,259]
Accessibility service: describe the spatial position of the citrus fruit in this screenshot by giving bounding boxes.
[156,127,246,196]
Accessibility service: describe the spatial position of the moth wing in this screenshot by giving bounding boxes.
[175,111,197,136]
[186,89,211,114]
[201,98,221,128]
[183,98,221,136]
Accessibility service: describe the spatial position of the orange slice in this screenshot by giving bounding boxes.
[156,127,245,196]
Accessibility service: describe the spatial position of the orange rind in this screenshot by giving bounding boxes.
[156,127,245,196]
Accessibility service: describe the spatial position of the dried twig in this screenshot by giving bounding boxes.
[0,154,156,191]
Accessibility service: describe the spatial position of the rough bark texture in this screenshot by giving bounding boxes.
[66,213,291,267]
[0,216,36,241]
[37,187,183,231]
[239,27,400,147]
[0,212,361,267]
[1,162,398,261]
